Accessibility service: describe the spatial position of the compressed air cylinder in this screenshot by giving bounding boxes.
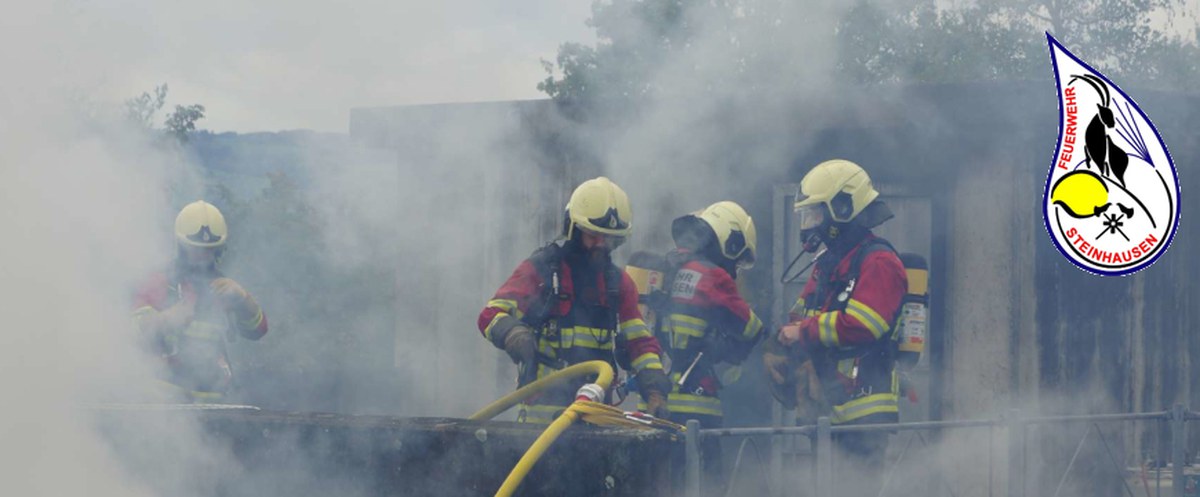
[896,253,929,371]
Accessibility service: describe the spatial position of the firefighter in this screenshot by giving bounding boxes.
[645,200,765,495]
[132,200,268,403]
[477,177,671,424]
[764,159,907,497]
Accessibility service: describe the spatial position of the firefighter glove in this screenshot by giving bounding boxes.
[644,390,670,418]
[503,325,537,365]
[635,368,672,417]
[156,298,195,335]
[211,277,262,326]
[763,347,791,386]
[777,318,819,350]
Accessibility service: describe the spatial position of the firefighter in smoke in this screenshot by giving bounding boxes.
[764,160,907,496]
[628,200,765,494]
[477,177,672,424]
[132,200,268,403]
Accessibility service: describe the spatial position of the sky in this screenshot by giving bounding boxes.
[34,0,596,133]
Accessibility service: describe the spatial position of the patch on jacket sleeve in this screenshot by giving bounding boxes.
[671,269,701,300]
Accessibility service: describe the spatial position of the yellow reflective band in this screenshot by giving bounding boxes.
[619,319,652,340]
[632,352,662,372]
[819,311,840,347]
[483,312,510,341]
[240,307,264,330]
[667,392,723,416]
[789,297,806,316]
[148,379,225,403]
[832,393,898,424]
[845,299,888,339]
[742,312,764,339]
[673,334,690,349]
[561,327,614,350]
[181,322,225,341]
[487,298,518,314]
[190,390,225,401]
[132,306,156,331]
[486,299,523,320]
[668,314,706,337]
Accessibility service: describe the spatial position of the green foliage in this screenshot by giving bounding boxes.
[836,0,1200,87]
[539,0,1200,107]
[124,84,168,129]
[538,0,823,108]
[123,83,207,144]
[164,104,206,144]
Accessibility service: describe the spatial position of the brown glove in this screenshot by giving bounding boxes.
[793,359,826,425]
[635,368,672,418]
[502,325,537,365]
[763,335,793,385]
[644,391,670,418]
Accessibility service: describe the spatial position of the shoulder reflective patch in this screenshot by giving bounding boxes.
[671,269,701,300]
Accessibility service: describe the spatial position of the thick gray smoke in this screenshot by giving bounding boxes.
[6,1,1197,496]
[0,78,191,494]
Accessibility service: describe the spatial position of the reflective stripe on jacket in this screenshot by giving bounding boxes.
[789,235,906,425]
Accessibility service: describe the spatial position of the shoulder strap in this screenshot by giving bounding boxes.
[807,237,897,313]
[847,237,897,283]
[848,237,902,343]
[524,243,563,328]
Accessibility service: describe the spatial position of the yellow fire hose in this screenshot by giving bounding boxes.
[468,360,684,497]
[468,361,615,422]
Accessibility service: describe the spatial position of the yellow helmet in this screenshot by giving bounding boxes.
[793,159,879,226]
[694,201,757,267]
[174,200,228,248]
[563,176,633,239]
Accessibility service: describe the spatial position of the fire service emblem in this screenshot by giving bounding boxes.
[1044,33,1180,276]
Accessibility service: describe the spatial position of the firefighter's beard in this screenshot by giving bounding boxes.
[587,247,611,265]
[176,247,220,277]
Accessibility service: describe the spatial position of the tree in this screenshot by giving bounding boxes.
[123,83,207,144]
[835,0,1200,87]
[124,84,168,129]
[164,104,206,144]
[538,0,835,111]
[539,0,1200,109]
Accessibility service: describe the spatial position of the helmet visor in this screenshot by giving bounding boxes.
[579,227,627,250]
[796,204,826,231]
